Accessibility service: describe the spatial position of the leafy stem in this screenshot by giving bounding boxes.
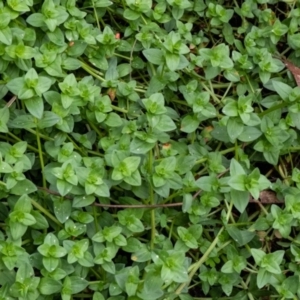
[175,226,225,295]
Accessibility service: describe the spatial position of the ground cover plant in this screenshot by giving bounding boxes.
[2,0,300,299]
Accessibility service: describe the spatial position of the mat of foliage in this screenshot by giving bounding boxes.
[1,0,300,299]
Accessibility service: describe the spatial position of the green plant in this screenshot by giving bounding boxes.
[1,0,300,299]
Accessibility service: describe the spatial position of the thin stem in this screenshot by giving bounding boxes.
[111,104,128,113]
[91,0,101,30]
[170,98,190,106]
[130,39,137,81]
[27,128,53,141]
[7,132,40,153]
[220,81,233,102]
[80,59,104,76]
[80,61,105,81]
[66,135,87,156]
[258,102,288,118]
[107,9,122,30]
[31,199,62,228]
[87,121,103,138]
[95,201,183,209]
[245,75,255,94]
[36,127,46,188]
[114,52,132,61]
[148,149,156,249]
[0,134,16,143]
[185,69,232,88]
[89,268,102,280]
[175,227,224,294]
[135,88,147,93]
[86,150,103,157]
[201,82,221,103]
[256,201,269,215]
[195,146,236,165]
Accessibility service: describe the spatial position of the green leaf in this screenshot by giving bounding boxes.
[227,117,244,141]
[56,179,73,196]
[226,226,256,246]
[20,212,36,226]
[146,75,166,95]
[123,9,141,20]
[9,221,27,240]
[62,58,81,70]
[105,112,123,127]
[0,107,9,133]
[37,112,60,129]
[166,53,180,71]
[43,256,59,272]
[251,248,266,266]
[256,268,271,289]
[45,58,65,77]
[31,210,49,229]
[62,276,72,299]
[94,0,113,7]
[6,77,25,96]
[196,175,218,191]
[143,49,164,65]
[124,169,141,186]
[72,195,95,208]
[155,115,176,132]
[259,70,270,84]
[10,179,37,195]
[130,137,156,154]
[228,174,246,190]
[26,13,45,27]
[9,114,37,129]
[238,126,262,142]
[178,226,198,248]
[13,194,32,212]
[230,189,249,213]
[93,226,122,243]
[118,209,145,233]
[47,28,65,46]
[182,193,193,213]
[36,76,53,95]
[7,0,31,12]
[223,100,238,117]
[181,114,199,133]
[24,96,44,119]
[69,276,89,294]
[0,27,12,45]
[138,275,164,300]
[230,159,245,176]
[53,198,72,223]
[93,292,105,300]
[123,156,140,172]
[272,80,293,100]
[39,278,62,295]
[67,41,87,57]
[161,252,189,283]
